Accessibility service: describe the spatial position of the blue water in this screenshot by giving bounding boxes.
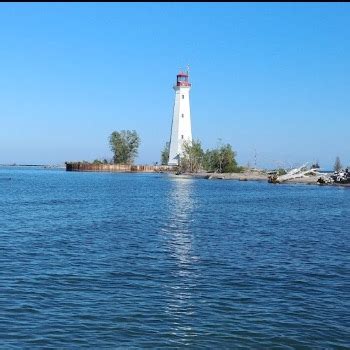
[0,167,349,349]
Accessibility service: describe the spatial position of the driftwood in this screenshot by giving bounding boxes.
[268,164,321,184]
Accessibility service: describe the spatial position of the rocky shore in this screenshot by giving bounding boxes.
[178,171,321,185]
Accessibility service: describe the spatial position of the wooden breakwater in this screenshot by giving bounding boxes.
[65,162,175,173]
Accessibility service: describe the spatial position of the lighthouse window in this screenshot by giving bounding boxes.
[182,95,184,99]
[181,135,184,139]
[182,114,184,118]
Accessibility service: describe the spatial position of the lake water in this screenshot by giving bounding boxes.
[0,167,349,349]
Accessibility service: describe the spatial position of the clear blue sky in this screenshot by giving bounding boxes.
[1,3,349,169]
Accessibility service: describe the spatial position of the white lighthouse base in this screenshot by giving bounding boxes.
[168,85,192,166]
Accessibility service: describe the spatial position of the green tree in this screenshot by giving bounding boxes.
[161,142,170,165]
[203,148,219,172]
[109,130,141,165]
[334,156,342,172]
[92,159,103,165]
[179,139,204,173]
[203,143,241,173]
[311,160,320,169]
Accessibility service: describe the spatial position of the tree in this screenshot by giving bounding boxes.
[311,160,320,169]
[203,143,241,173]
[203,148,219,172]
[161,142,170,165]
[179,139,204,173]
[334,156,342,172]
[109,130,141,165]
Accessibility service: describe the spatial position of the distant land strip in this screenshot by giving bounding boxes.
[0,164,46,167]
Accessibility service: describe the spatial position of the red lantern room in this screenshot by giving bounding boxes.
[176,71,191,87]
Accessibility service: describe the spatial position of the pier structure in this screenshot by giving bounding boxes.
[65,163,174,173]
[168,69,193,166]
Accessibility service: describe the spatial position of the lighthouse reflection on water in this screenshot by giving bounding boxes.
[162,177,198,268]
[161,176,199,339]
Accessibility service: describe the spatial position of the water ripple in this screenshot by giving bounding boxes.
[0,168,349,348]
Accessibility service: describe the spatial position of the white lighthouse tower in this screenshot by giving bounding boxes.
[168,69,193,166]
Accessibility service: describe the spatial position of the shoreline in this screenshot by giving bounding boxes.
[63,163,349,187]
[177,171,350,187]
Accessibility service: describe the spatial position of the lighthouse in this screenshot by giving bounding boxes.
[168,69,193,166]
